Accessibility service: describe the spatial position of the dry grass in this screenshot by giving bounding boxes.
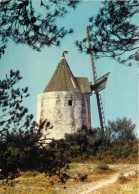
[117,172,130,183]
[93,164,114,175]
[0,164,138,194]
[20,170,40,178]
[90,173,138,194]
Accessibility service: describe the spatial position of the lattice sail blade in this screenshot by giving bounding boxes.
[91,72,110,92]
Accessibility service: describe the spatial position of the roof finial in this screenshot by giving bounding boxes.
[62,51,68,58]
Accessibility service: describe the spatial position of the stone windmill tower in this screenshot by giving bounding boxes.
[37,52,92,140]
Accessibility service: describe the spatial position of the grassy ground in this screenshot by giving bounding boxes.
[0,163,138,194]
[90,173,138,194]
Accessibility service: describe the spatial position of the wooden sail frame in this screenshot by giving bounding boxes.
[86,26,110,133]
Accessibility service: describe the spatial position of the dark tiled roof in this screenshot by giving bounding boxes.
[43,55,92,94]
[43,56,80,93]
[75,77,92,94]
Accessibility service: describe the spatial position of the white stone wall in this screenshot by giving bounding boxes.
[37,91,91,140]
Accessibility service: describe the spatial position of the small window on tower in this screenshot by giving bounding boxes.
[68,100,72,106]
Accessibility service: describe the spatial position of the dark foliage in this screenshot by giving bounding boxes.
[106,117,136,143]
[0,0,79,58]
[63,118,137,163]
[0,129,70,181]
[0,70,70,181]
[75,0,139,66]
[0,70,35,141]
[0,130,39,179]
[0,70,37,179]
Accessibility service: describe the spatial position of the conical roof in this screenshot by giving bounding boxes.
[43,53,81,93]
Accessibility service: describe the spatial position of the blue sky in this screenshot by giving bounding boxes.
[0,1,138,135]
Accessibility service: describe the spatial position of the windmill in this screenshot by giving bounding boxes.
[37,28,110,141]
[86,26,110,133]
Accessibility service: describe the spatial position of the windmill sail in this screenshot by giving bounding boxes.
[86,26,110,133]
[91,72,110,93]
